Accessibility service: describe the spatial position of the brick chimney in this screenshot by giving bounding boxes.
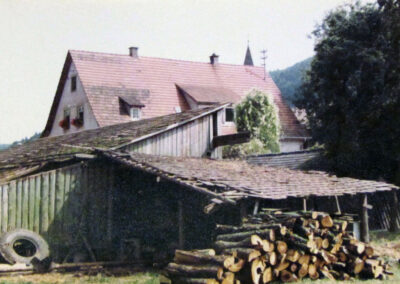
[210,53,219,65]
[129,47,138,58]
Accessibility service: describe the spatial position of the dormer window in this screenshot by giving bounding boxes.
[130,107,141,120]
[118,93,146,121]
[71,76,77,92]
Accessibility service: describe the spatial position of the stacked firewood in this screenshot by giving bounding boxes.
[165,209,392,283]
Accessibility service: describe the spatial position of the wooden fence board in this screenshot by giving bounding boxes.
[40,173,49,235]
[34,176,41,233]
[22,180,29,228]
[49,171,56,225]
[16,180,22,228]
[0,186,2,232]
[55,169,65,236]
[8,181,16,231]
[28,177,35,231]
[0,185,6,232]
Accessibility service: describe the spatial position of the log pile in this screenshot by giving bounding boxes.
[165,209,392,283]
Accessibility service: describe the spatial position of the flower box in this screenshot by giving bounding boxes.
[59,119,70,129]
[71,118,83,128]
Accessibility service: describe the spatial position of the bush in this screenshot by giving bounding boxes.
[223,138,270,158]
[235,89,281,153]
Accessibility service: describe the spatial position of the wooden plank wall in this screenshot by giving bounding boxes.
[0,162,114,257]
[123,115,213,157]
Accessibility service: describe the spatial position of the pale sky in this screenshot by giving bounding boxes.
[0,0,372,143]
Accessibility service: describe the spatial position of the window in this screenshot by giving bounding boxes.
[77,105,84,121]
[225,108,235,123]
[174,106,182,113]
[71,76,77,92]
[60,108,70,129]
[64,108,70,120]
[130,107,141,120]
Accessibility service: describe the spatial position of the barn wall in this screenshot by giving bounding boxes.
[0,162,114,260]
[123,115,214,157]
[0,160,219,261]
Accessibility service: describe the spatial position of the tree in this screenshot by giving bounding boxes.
[296,1,400,181]
[235,89,281,153]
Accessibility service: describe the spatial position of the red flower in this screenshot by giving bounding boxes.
[72,118,83,127]
[59,119,70,129]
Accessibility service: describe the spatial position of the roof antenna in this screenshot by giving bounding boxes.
[261,49,267,80]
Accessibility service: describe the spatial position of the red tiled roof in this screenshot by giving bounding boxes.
[43,50,309,138]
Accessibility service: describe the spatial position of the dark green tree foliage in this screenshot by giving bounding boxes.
[270,57,312,105]
[296,1,400,181]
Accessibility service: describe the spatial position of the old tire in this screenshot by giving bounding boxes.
[0,229,49,264]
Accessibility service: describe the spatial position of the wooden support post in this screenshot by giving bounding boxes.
[303,198,307,211]
[335,196,341,214]
[389,189,399,232]
[253,200,260,215]
[360,194,370,243]
[240,201,247,221]
[106,168,113,242]
[178,200,185,249]
[308,196,316,211]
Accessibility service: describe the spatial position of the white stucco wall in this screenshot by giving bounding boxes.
[279,140,304,153]
[48,63,98,137]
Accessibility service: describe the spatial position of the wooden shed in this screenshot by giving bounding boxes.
[0,106,398,262]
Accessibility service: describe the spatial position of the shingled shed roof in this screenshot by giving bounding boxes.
[100,151,399,203]
[0,105,225,180]
[246,149,322,170]
[43,49,309,138]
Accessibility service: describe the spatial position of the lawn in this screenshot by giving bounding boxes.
[0,272,163,284]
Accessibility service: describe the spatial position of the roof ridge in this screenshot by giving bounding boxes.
[69,49,265,69]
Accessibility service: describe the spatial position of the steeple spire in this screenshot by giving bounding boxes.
[244,43,254,66]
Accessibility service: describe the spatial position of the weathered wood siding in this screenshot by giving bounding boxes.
[0,162,114,258]
[123,115,214,157]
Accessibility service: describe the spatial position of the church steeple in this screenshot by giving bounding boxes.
[244,44,254,66]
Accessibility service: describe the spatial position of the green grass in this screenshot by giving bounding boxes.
[370,230,400,244]
[298,265,400,283]
[0,272,162,284]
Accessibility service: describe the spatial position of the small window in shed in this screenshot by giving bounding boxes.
[174,106,182,113]
[130,107,141,120]
[225,108,235,123]
[71,76,77,92]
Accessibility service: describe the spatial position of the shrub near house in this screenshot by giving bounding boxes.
[224,89,281,157]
